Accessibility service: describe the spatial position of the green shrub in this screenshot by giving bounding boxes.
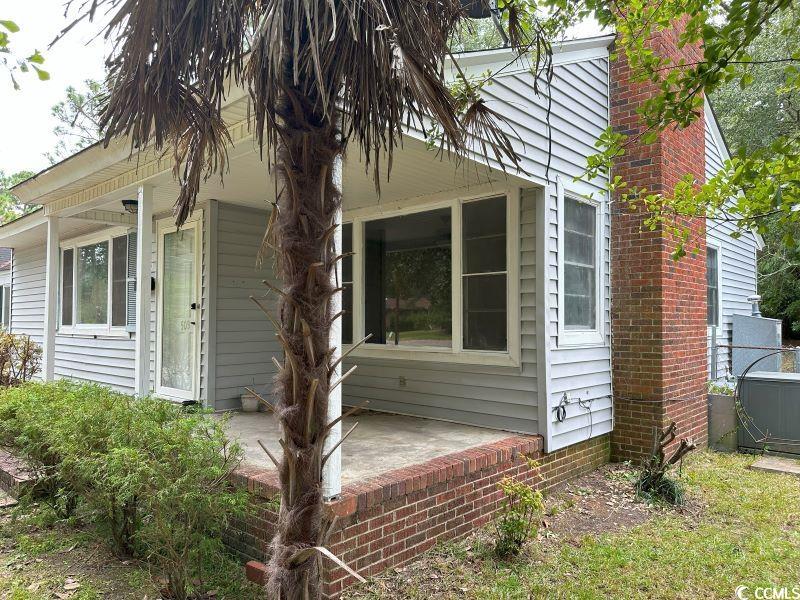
[493,462,544,559]
[0,381,246,600]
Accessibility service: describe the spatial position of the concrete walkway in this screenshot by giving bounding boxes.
[223,411,511,484]
[750,455,800,477]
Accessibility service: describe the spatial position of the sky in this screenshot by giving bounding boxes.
[0,1,108,175]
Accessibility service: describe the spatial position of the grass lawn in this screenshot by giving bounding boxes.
[0,500,261,600]
[0,451,797,599]
[349,451,800,599]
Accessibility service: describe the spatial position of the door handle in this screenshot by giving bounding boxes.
[190,302,198,310]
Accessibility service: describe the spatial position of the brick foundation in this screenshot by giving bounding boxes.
[228,432,610,597]
[609,23,709,461]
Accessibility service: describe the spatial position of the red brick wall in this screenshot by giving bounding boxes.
[610,24,708,461]
[231,433,610,598]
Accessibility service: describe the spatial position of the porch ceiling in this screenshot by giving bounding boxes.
[86,133,510,218]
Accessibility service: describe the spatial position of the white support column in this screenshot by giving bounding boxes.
[134,185,153,397]
[322,157,344,500]
[42,215,60,381]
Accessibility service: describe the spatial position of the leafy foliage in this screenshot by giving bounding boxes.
[0,18,48,89]
[711,7,800,336]
[0,381,246,600]
[493,459,544,558]
[712,6,800,154]
[581,0,800,256]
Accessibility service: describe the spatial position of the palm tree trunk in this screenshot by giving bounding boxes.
[265,85,344,600]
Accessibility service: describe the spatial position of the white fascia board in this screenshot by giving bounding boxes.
[448,34,614,80]
[0,209,46,241]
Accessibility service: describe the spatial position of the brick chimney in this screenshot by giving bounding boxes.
[609,25,709,461]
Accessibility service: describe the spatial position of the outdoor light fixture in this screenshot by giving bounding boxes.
[459,0,508,45]
[121,199,138,214]
[461,0,493,18]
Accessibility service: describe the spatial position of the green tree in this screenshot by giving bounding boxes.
[45,79,105,164]
[0,170,36,224]
[710,7,800,336]
[712,7,799,153]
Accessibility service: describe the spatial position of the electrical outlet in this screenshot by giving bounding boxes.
[398,376,407,388]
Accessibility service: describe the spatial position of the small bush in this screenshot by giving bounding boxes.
[635,422,695,506]
[493,465,544,559]
[0,331,41,387]
[0,381,246,600]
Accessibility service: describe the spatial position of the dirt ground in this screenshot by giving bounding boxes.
[346,462,702,599]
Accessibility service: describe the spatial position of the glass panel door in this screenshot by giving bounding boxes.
[158,223,198,398]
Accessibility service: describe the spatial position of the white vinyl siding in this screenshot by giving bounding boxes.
[705,109,759,378]
[543,59,613,451]
[212,203,278,409]
[10,245,46,348]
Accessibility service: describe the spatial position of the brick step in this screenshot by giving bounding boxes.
[0,448,36,499]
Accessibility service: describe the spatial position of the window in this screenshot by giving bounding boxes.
[349,194,514,362]
[365,207,452,347]
[111,235,128,327]
[462,196,507,351]
[707,246,720,327]
[61,249,74,326]
[564,197,597,330]
[77,241,109,325]
[0,285,9,327]
[342,223,353,344]
[558,187,603,347]
[61,232,136,332]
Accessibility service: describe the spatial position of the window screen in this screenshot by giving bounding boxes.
[342,223,353,344]
[462,196,507,351]
[1,286,8,327]
[707,247,719,326]
[564,197,597,330]
[112,235,128,327]
[61,248,74,326]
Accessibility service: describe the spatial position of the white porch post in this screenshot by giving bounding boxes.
[322,157,343,500]
[42,215,60,381]
[134,185,153,397]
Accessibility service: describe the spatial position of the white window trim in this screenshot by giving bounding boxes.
[706,243,723,334]
[344,187,521,367]
[556,179,605,348]
[59,226,132,338]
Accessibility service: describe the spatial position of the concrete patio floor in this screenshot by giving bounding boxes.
[223,411,511,484]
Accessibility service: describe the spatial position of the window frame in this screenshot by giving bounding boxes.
[59,227,133,337]
[343,188,520,367]
[557,180,605,348]
[706,243,723,331]
[0,284,9,328]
